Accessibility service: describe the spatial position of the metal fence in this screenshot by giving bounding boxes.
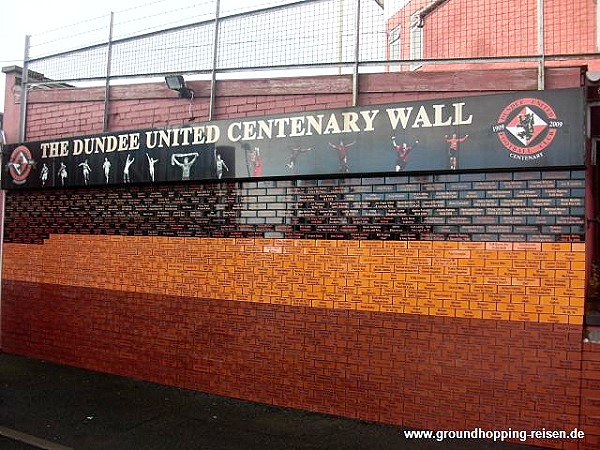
[26,0,386,82]
[17,0,600,137]
[24,0,600,86]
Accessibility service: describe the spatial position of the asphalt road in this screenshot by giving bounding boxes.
[0,353,542,450]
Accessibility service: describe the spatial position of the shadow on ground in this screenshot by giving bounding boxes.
[0,353,542,450]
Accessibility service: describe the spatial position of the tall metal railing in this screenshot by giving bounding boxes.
[16,0,600,139]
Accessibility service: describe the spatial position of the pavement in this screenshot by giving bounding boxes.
[0,352,542,450]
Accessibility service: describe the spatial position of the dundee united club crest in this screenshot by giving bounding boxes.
[7,145,35,185]
[492,98,564,161]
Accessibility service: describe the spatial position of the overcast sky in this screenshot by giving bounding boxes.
[0,0,307,114]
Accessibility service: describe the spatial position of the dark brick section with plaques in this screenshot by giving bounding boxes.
[4,169,585,245]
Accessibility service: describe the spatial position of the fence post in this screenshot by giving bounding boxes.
[209,0,221,121]
[537,0,545,90]
[352,0,361,107]
[18,35,31,142]
[103,12,115,132]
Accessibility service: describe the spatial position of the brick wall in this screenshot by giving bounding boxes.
[1,68,595,449]
[386,0,598,71]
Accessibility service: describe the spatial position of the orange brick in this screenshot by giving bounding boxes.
[444,299,469,309]
[359,240,384,248]
[459,258,485,267]
[373,279,394,289]
[497,303,524,312]
[471,284,497,294]
[483,310,510,321]
[406,289,431,299]
[393,264,419,273]
[471,267,499,277]
[394,281,418,289]
[395,249,420,258]
[325,292,346,302]
[371,296,393,305]
[345,293,367,303]
[568,315,584,325]
[511,294,540,304]
[485,242,513,250]
[334,301,356,310]
[458,242,485,250]
[429,307,455,317]
[526,287,555,296]
[542,242,572,252]
[558,251,585,261]
[539,314,569,324]
[497,250,526,260]
[406,274,431,283]
[418,282,445,291]
[419,249,445,258]
[456,292,484,301]
[485,260,513,268]
[512,277,541,287]
[540,278,569,288]
[432,241,459,249]
[570,261,586,270]
[380,287,399,297]
[356,303,380,312]
[369,248,396,257]
[408,241,433,249]
[525,304,554,314]
[526,269,555,278]
[444,250,471,259]
[554,305,583,317]
[541,260,570,270]
[357,287,381,296]
[470,301,497,310]
[554,287,584,297]
[513,242,542,251]
[527,251,555,260]
[540,295,570,306]
[571,243,586,252]
[445,266,471,276]
[405,306,428,315]
[419,299,444,308]
[455,309,483,319]
[392,297,417,306]
[311,300,334,309]
[484,276,512,285]
[456,275,485,284]
[555,270,585,280]
[435,275,457,283]
[569,296,585,307]
[472,250,498,259]
[513,260,541,269]
[445,284,471,293]
[347,247,369,256]
[486,293,511,303]
[360,272,383,281]
[420,266,445,275]
[510,312,539,322]
[380,305,405,314]
[431,258,460,267]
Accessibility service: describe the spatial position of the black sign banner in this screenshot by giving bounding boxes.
[1,88,585,190]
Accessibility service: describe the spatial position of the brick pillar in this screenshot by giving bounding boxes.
[1,66,23,144]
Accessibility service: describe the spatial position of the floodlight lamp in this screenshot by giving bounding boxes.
[165,75,194,98]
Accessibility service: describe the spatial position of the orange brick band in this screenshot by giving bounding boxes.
[2,235,585,324]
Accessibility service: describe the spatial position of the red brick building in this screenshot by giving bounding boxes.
[386,0,600,72]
